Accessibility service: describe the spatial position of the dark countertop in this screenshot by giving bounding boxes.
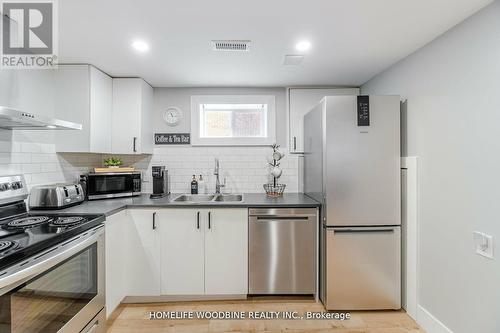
[30,193,320,217]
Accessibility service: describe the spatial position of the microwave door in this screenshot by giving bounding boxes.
[87,173,138,200]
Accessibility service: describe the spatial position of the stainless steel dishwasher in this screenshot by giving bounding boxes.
[249,208,318,295]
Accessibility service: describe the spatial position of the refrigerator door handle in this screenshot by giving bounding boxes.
[332,227,396,233]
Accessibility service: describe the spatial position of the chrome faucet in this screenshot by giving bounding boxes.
[214,158,226,194]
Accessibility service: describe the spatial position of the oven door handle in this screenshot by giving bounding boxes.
[0,225,104,294]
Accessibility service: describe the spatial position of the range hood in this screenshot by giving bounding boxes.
[0,106,82,130]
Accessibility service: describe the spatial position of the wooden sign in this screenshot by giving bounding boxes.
[155,133,190,145]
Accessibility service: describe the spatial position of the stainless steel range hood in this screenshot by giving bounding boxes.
[0,106,82,130]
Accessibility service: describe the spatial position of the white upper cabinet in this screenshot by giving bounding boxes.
[111,78,153,154]
[55,65,113,153]
[288,87,360,153]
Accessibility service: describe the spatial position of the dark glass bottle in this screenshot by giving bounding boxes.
[191,175,198,194]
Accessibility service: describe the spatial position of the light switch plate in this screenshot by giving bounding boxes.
[473,231,494,259]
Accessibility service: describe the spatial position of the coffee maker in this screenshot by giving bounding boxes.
[150,166,170,199]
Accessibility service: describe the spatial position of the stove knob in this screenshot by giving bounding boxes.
[11,182,21,190]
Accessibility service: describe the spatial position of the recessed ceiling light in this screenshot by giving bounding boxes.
[46,125,57,129]
[295,40,311,52]
[132,40,149,52]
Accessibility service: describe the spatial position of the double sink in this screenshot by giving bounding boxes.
[173,194,244,203]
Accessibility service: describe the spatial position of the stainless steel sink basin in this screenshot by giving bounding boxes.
[213,194,244,202]
[172,194,244,203]
[173,194,215,202]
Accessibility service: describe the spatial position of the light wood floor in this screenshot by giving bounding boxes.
[105,299,425,333]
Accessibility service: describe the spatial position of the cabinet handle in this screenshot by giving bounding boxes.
[152,212,156,230]
[133,137,137,152]
[85,320,99,333]
[293,136,297,151]
[196,211,200,229]
[208,211,211,229]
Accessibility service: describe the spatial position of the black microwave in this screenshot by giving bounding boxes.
[80,172,141,200]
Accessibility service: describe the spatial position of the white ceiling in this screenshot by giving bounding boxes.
[59,0,492,87]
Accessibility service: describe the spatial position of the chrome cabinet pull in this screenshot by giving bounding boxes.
[133,137,137,152]
[152,212,156,230]
[196,211,200,229]
[293,136,297,151]
[208,211,211,229]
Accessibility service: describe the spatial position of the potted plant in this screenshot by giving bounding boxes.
[104,157,123,168]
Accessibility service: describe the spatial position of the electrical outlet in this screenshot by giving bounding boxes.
[141,171,150,183]
[473,231,494,259]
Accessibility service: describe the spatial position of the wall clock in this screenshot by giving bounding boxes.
[163,107,183,127]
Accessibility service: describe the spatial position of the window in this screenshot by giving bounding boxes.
[191,95,276,146]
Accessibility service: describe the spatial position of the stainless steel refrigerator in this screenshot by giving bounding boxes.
[304,95,401,310]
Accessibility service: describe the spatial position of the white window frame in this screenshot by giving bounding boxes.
[191,95,276,146]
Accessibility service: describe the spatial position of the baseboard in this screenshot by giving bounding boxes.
[417,305,453,333]
[122,294,247,303]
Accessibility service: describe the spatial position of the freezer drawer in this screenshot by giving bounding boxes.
[249,208,317,294]
[325,226,401,310]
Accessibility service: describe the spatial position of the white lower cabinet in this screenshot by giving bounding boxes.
[159,209,205,295]
[127,209,161,296]
[105,207,248,311]
[105,210,128,318]
[204,209,248,295]
[160,208,248,296]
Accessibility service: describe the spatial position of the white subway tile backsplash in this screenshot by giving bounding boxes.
[0,140,299,194]
[10,153,31,163]
[126,146,299,194]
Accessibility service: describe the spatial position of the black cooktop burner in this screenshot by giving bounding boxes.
[0,240,17,253]
[50,216,87,227]
[0,212,105,271]
[5,216,51,229]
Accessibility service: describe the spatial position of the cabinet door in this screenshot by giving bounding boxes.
[105,210,128,318]
[54,65,91,152]
[140,81,154,154]
[55,64,113,153]
[89,66,112,153]
[288,88,359,153]
[204,209,248,295]
[111,78,142,154]
[127,209,161,296]
[160,209,205,295]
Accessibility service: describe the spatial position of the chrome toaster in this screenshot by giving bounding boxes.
[29,183,84,209]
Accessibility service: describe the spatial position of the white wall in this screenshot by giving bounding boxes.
[362,2,500,332]
[145,87,298,193]
[153,87,288,146]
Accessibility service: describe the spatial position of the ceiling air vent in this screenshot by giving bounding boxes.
[211,40,251,52]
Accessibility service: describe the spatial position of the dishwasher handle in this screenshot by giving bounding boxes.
[254,216,310,222]
[249,208,317,218]
[332,227,397,233]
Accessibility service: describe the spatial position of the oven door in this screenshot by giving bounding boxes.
[87,173,139,200]
[0,226,105,333]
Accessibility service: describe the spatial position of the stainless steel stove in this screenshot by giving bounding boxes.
[0,175,106,333]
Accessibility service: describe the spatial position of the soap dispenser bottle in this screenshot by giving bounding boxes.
[198,175,206,194]
[190,175,198,194]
